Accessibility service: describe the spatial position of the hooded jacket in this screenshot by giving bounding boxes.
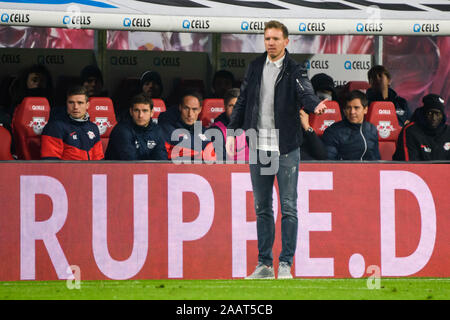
[105,118,168,160]
[227,50,321,155]
[393,107,450,161]
[41,112,104,160]
[322,118,381,160]
[366,87,411,127]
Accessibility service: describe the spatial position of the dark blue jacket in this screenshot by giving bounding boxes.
[367,87,411,127]
[105,118,168,160]
[227,50,321,155]
[322,119,381,160]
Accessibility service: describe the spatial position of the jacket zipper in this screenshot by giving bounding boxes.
[360,124,367,160]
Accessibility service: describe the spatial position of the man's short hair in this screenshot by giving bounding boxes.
[130,93,154,109]
[367,65,391,81]
[345,90,368,107]
[264,20,289,39]
[66,85,89,101]
[224,88,240,106]
[213,70,235,85]
[179,89,203,106]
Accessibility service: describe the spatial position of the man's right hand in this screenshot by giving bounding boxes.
[226,136,235,158]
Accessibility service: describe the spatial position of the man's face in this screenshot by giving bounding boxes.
[225,97,237,119]
[67,94,89,119]
[264,28,289,62]
[142,81,162,98]
[213,78,233,98]
[27,72,46,89]
[179,95,202,126]
[425,108,443,129]
[130,103,153,127]
[83,76,102,97]
[344,98,368,124]
[369,72,390,93]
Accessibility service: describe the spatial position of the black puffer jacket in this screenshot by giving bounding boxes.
[227,50,321,155]
[322,118,381,160]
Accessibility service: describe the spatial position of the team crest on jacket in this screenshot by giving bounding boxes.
[377,121,395,139]
[87,131,96,140]
[94,117,113,135]
[147,140,156,149]
[421,144,432,153]
[444,142,450,151]
[28,117,47,135]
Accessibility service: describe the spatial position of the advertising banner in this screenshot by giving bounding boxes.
[0,162,448,281]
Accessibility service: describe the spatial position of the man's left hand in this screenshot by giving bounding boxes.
[314,99,328,115]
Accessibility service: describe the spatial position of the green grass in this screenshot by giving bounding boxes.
[0,278,449,300]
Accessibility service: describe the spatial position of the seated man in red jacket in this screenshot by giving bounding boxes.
[41,85,104,160]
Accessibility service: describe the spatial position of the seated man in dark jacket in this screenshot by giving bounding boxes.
[393,94,450,161]
[41,85,104,160]
[105,94,168,160]
[366,65,411,127]
[159,90,218,162]
[322,90,380,160]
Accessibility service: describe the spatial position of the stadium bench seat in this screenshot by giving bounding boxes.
[200,98,225,127]
[344,81,370,93]
[88,97,117,153]
[0,126,14,160]
[309,100,342,137]
[367,101,401,161]
[11,97,50,160]
[152,98,167,123]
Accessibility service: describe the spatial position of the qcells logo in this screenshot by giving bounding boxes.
[344,60,371,70]
[241,20,264,31]
[123,17,151,28]
[153,57,180,67]
[63,15,91,26]
[299,22,326,32]
[356,22,382,33]
[182,19,210,30]
[413,23,439,33]
[1,13,30,24]
[304,59,329,70]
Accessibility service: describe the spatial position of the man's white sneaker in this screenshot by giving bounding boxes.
[245,263,275,279]
[278,262,293,279]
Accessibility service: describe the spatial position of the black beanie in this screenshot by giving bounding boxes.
[80,65,103,84]
[423,93,445,113]
[140,70,163,93]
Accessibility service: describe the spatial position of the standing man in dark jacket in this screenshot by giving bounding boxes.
[322,90,380,161]
[393,94,450,161]
[366,65,411,127]
[226,20,327,280]
[105,94,168,161]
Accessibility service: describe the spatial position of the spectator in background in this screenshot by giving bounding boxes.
[8,64,54,118]
[310,73,337,101]
[140,70,163,99]
[366,65,411,127]
[393,94,450,161]
[211,88,248,162]
[299,109,327,160]
[160,90,217,162]
[41,85,104,160]
[80,65,107,97]
[210,69,235,99]
[105,93,167,160]
[322,90,380,160]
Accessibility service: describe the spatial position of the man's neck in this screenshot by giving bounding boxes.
[267,51,286,63]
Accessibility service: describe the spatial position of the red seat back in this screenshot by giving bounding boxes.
[0,126,14,160]
[151,98,167,123]
[309,100,342,137]
[200,98,225,127]
[345,81,370,93]
[367,101,401,161]
[88,97,117,152]
[11,97,50,160]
